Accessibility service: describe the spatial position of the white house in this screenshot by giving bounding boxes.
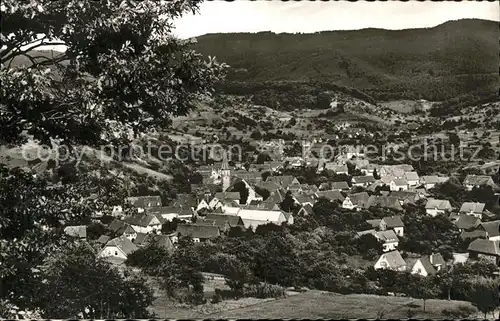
[374,250,407,271]
[375,230,400,252]
[425,199,452,217]
[459,202,485,219]
[404,172,420,187]
[98,236,138,261]
[389,178,408,191]
[123,213,162,234]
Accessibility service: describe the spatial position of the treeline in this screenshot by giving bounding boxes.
[430,88,499,117]
[217,81,376,111]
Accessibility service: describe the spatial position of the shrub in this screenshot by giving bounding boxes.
[442,305,478,318]
[243,283,286,299]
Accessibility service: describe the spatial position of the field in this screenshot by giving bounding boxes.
[149,285,493,319]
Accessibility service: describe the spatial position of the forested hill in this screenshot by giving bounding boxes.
[192,19,499,101]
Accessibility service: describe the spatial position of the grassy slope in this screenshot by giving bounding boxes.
[193,19,498,100]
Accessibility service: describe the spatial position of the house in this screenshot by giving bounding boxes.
[425,198,452,217]
[467,239,500,265]
[98,236,138,261]
[96,235,110,246]
[147,206,186,221]
[419,176,441,190]
[324,164,348,175]
[404,172,420,187]
[63,225,87,239]
[174,224,221,243]
[214,192,241,205]
[342,192,370,210]
[236,209,290,230]
[379,165,413,179]
[266,175,301,190]
[133,233,174,251]
[463,175,498,191]
[389,178,408,191]
[375,230,399,252]
[460,229,488,242]
[126,196,162,213]
[351,176,376,187]
[367,195,403,211]
[315,190,345,203]
[479,220,500,241]
[293,193,316,206]
[411,253,446,276]
[459,202,485,219]
[107,218,129,235]
[297,203,314,216]
[123,213,162,234]
[122,225,138,242]
[202,214,245,232]
[331,181,350,191]
[381,216,404,236]
[454,215,482,232]
[374,250,407,271]
[390,191,419,206]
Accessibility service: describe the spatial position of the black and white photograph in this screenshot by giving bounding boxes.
[1,0,499,319]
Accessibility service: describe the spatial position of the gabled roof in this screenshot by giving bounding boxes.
[357,229,377,237]
[460,229,487,241]
[481,220,500,238]
[133,232,148,246]
[463,175,494,186]
[368,195,403,211]
[392,178,408,186]
[375,230,399,243]
[126,196,162,208]
[64,225,87,238]
[346,192,370,207]
[266,175,300,188]
[142,234,174,251]
[316,190,345,202]
[294,193,316,204]
[148,206,192,216]
[107,219,128,234]
[104,236,138,256]
[454,215,481,230]
[256,182,281,194]
[96,235,110,244]
[425,198,452,210]
[204,214,244,229]
[352,176,376,184]
[123,213,160,227]
[382,216,404,228]
[420,176,440,184]
[467,239,500,256]
[417,256,437,275]
[176,224,220,239]
[404,172,420,181]
[459,202,485,214]
[298,203,314,216]
[378,250,406,268]
[390,191,418,202]
[429,253,446,266]
[331,181,350,190]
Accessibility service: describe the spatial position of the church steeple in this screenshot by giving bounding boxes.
[221,151,231,191]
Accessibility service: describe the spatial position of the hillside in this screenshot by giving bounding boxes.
[193,19,499,101]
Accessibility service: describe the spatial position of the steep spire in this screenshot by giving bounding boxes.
[221,151,229,171]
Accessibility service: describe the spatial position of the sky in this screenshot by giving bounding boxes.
[173,0,499,39]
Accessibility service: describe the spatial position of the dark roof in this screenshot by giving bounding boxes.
[266,175,299,188]
[149,206,193,216]
[459,202,485,214]
[215,192,241,201]
[419,256,437,275]
[96,235,110,244]
[460,229,487,241]
[347,192,370,207]
[123,213,160,227]
[368,195,403,211]
[104,236,138,256]
[463,175,494,186]
[133,232,148,246]
[316,190,345,202]
[176,224,221,239]
[203,214,244,229]
[366,219,382,228]
[382,216,404,228]
[331,181,350,190]
[481,220,500,238]
[467,239,500,256]
[454,215,482,230]
[298,203,314,216]
[429,253,446,266]
[107,219,128,234]
[141,234,174,251]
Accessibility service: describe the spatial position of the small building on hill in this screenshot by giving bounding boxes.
[374,250,407,271]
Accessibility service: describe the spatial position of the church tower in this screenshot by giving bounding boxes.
[221,152,231,191]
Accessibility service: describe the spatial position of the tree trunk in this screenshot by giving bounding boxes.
[423,299,426,312]
[447,287,450,301]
